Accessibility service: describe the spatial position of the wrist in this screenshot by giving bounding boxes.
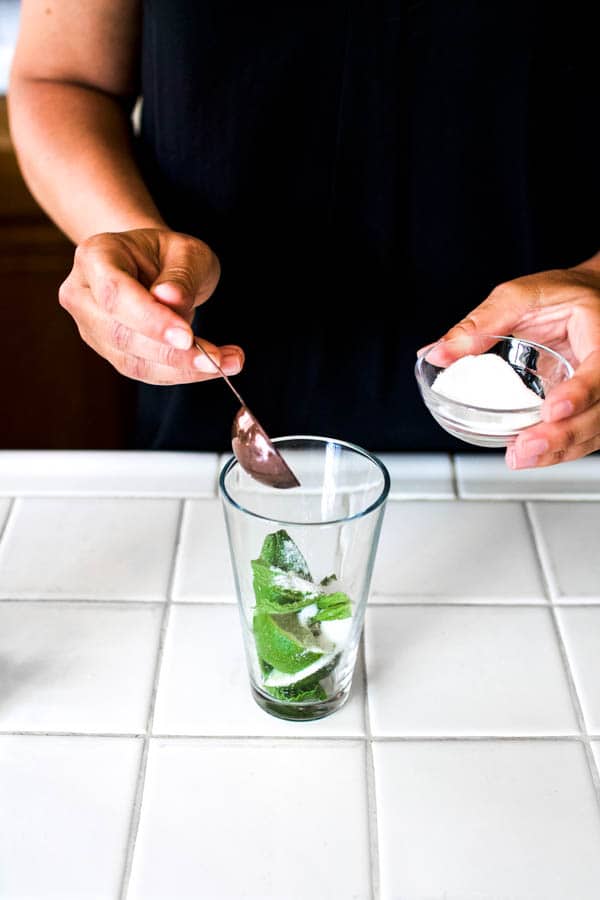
[571,250,600,276]
[113,218,168,235]
[76,217,168,244]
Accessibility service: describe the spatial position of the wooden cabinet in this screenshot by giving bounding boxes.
[0,97,132,448]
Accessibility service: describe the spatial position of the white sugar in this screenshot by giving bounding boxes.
[276,541,309,576]
[319,617,353,646]
[272,570,319,598]
[297,602,319,627]
[432,354,542,410]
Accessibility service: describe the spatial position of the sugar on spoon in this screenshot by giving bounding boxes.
[194,340,300,489]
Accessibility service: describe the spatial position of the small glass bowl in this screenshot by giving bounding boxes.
[414,334,574,448]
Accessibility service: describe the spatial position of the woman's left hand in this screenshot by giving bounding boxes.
[438,254,600,468]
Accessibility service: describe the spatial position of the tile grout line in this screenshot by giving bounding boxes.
[118,499,187,900]
[0,491,559,503]
[0,493,219,500]
[0,730,593,741]
[2,597,600,608]
[0,597,168,607]
[5,488,600,504]
[520,501,552,609]
[0,498,16,549]
[363,734,589,743]
[368,598,553,606]
[6,491,600,503]
[449,453,459,498]
[456,494,600,503]
[0,595,173,604]
[524,502,562,600]
[362,631,380,900]
[212,455,221,497]
[524,502,600,813]
[386,495,458,503]
[0,730,145,738]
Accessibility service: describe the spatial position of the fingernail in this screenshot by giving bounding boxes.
[154,283,180,302]
[519,438,549,457]
[549,400,574,421]
[193,353,220,373]
[165,328,192,350]
[221,352,243,375]
[505,445,516,468]
[510,455,539,470]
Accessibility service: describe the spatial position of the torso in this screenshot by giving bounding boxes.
[136,0,598,451]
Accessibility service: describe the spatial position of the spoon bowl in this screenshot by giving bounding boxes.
[194,340,300,489]
[232,407,301,489]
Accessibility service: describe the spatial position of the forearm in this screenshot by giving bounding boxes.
[8,77,164,243]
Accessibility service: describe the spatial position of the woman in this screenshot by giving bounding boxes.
[8,0,600,466]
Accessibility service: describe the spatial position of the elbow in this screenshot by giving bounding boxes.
[6,69,31,164]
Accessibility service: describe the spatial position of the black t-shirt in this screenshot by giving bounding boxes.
[135,0,598,451]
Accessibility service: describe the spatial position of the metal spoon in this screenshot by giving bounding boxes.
[194,340,300,489]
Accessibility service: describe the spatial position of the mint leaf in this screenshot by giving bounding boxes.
[312,591,352,622]
[320,573,337,587]
[266,683,327,703]
[259,530,311,579]
[251,558,320,613]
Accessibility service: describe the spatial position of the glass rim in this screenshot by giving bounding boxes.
[415,334,574,415]
[219,434,390,526]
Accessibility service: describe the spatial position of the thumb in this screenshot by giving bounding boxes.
[427,282,532,365]
[442,283,530,348]
[150,235,221,316]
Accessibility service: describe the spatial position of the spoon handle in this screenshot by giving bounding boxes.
[194,340,246,407]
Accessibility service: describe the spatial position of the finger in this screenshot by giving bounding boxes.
[73,240,196,350]
[437,281,539,355]
[541,350,600,423]
[416,342,435,356]
[507,432,600,469]
[81,323,236,386]
[508,400,600,468]
[65,284,244,375]
[415,341,459,367]
[150,233,221,313]
[420,340,482,367]
[535,434,600,466]
[192,338,245,376]
[106,322,245,376]
[106,349,232,386]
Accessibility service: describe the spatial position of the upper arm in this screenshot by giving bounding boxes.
[11,0,142,100]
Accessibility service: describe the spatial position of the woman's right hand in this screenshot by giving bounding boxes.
[58,228,244,384]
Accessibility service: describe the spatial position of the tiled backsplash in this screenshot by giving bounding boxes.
[0,451,599,900]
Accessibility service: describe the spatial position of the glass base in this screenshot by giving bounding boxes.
[251,683,351,721]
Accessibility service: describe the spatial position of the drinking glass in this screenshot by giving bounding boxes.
[220,436,390,721]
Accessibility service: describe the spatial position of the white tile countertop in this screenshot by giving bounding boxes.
[0,450,599,900]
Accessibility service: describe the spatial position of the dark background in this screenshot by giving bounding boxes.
[0,97,132,449]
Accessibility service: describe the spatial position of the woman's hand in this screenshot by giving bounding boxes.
[59,228,244,384]
[438,256,600,468]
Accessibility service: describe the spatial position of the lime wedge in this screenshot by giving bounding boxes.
[263,652,338,688]
[253,613,323,674]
